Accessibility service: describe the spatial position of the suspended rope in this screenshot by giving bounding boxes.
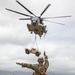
[35,35,39,50]
[30,34,39,50]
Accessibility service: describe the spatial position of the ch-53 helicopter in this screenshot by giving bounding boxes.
[5,0,71,37]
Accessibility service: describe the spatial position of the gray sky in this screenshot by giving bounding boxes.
[0,0,75,75]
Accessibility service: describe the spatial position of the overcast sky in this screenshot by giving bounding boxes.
[0,0,75,75]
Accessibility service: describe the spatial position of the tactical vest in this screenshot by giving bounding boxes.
[38,65,46,75]
[33,64,47,75]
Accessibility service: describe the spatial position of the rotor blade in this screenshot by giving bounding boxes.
[43,20,65,25]
[16,0,36,16]
[40,4,51,17]
[5,8,32,17]
[19,18,31,20]
[42,15,72,19]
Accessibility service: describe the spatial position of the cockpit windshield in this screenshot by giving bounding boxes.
[31,17,40,24]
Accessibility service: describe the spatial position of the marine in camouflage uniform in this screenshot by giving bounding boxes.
[16,51,49,75]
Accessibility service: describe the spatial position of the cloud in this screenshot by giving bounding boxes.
[0,12,33,45]
[0,25,32,45]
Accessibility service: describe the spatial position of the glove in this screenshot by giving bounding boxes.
[44,51,48,59]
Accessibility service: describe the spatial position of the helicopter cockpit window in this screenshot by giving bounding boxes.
[31,17,40,24]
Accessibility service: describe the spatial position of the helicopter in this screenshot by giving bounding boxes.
[5,0,71,37]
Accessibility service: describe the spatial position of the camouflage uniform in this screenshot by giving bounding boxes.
[16,52,49,75]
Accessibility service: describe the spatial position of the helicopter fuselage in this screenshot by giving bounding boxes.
[27,23,47,37]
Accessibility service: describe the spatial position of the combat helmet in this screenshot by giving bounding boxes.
[38,57,44,62]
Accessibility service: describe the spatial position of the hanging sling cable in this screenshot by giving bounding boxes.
[25,34,41,57]
[30,34,39,50]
